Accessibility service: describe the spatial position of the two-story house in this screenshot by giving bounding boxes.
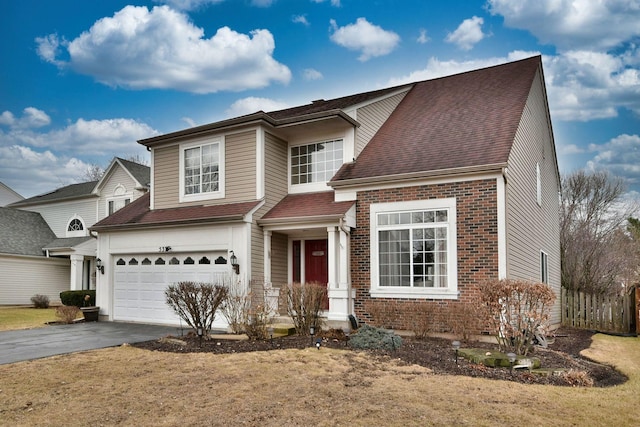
[1,158,149,305]
[91,56,561,330]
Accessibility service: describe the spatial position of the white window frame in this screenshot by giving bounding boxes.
[540,250,548,284]
[370,198,458,299]
[179,136,225,203]
[106,184,131,216]
[66,215,87,238]
[289,138,344,193]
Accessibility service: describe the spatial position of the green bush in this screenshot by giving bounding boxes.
[30,294,50,308]
[60,290,96,307]
[348,324,402,351]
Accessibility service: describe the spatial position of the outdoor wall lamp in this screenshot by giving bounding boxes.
[96,258,104,275]
[229,251,239,274]
[452,340,461,366]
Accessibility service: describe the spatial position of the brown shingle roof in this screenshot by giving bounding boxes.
[331,56,541,184]
[260,192,354,223]
[91,193,261,230]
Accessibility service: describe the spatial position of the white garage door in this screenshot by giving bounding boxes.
[113,253,230,328]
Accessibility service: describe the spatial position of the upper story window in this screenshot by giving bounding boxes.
[370,198,458,299]
[108,198,130,215]
[179,137,225,202]
[66,215,87,237]
[291,139,343,186]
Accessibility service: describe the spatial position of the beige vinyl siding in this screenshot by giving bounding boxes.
[0,254,70,305]
[98,165,142,220]
[505,68,562,325]
[355,90,409,157]
[250,132,288,281]
[21,199,97,238]
[270,232,288,287]
[224,130,257,203]
[153,145,180,209]
[152,131,257,209]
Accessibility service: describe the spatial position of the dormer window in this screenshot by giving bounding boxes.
[291,139,343,186]
[179,137,225,202]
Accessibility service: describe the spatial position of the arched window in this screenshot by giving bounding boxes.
[66,216,87,237]
[68,218,83,232]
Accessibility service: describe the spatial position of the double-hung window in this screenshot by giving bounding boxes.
[180,137,224,202]
[290,139,343,187]
[370,198,458,299]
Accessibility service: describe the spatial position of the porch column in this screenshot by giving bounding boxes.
[263,230,279,315]
[70,254,84,291]
[326,226,338,290]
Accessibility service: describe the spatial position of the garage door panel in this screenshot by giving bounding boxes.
[113,253,230,327]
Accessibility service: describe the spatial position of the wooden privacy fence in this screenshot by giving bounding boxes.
[561,288,636,334]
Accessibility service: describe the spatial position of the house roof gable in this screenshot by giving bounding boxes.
[330,56,541,184]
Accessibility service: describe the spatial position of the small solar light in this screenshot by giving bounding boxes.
[507,352,517,372]
[452,340,461,366]
[310,326,315,346]
[267,326,274,345]
[197,326,204,347]
[316,338,322,350]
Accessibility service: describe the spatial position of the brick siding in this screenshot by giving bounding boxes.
[351,179,499,332]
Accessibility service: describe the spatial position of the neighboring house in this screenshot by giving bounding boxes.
[0,208,70,304]
[0,181,23,206]
[1,158,149,304]
[91,56,561,331]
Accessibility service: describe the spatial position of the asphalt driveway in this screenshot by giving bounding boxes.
[0,322,179,365]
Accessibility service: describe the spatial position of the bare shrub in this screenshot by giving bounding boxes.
[479,278,556,356]
[165,281,228,334]
[56,306,80,324]
[408,303,434,340]
[243,304,272,340]
[446,300,484,342]
[559,369,594,387]
[286,282,327,335]
[31,294,50,309]
[366,301,396,329]
[220,278,252,334]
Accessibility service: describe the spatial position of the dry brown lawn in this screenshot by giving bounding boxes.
[1,333,639,426]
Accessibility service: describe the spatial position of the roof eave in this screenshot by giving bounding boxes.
[329,163,508,189]
[90,214,247,233]
[258,212,349,227]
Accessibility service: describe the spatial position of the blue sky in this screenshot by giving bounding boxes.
[1,0,639,199]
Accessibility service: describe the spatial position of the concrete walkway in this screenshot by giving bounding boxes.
[0,322,180,365]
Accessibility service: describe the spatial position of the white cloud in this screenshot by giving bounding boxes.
[154,0,223,11]
[36,5,291,94]
[0,145,93,197]
[559,144,585,155]
[302,68,323,80]
[387,49,640,123]
[387,51,537,86]
[488,0,640,51]
[0,107,51,129]
[311,0,341,6]
[543,50,640,121]
[445,16,485,51]
[586,134,640,187]
[225,97,290,117]
[417,29,429,44]
[251,0,273,7]
[329,18,400,61]
[292,15,309,26]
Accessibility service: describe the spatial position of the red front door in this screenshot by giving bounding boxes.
[304,239,328,309]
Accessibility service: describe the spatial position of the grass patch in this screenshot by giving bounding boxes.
[0,306,61,331]
[0,333,638,426]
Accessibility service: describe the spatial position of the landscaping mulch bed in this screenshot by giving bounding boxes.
[133,326,627,387]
